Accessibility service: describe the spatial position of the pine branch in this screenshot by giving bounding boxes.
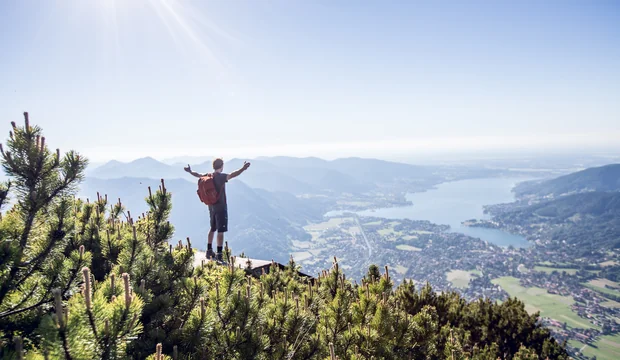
[0,260,66,319]
[12,219,67,292]
[51,287,74,360]
[0,204,39,302]
[178,279,202,330]
[83,267,99,341]
[0,293,47,319]
[0,282,39,316]
[0,181,11,211]
[60,327,73,360]
[125,226,139,274]
[61,258,85,296]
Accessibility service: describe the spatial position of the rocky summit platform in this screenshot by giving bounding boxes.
[194,250,314,279]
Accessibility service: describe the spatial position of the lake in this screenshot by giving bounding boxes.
[340,177,534,248]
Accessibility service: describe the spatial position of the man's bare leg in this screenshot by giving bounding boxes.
[206,230,215,258]
[217,232,224,248]
[216,232,224,261]
[208,230,215,246]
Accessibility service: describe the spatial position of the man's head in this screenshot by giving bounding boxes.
[213,158,224,172]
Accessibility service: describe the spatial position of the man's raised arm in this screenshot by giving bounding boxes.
[227,161,251,181]
[184,164,204,178]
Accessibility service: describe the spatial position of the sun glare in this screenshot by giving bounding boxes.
[90,0,238,90]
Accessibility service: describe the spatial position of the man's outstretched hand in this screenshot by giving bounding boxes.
[228,161,251,180]
[184,164,191,173]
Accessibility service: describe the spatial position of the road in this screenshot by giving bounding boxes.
[354,215,372,260]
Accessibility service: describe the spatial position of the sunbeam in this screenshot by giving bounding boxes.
[89,0,240,92]
[146,0,235,85]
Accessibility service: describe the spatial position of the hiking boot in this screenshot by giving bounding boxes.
[206,248,216,259]
[215,252,230,265]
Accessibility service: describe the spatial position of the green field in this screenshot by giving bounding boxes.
[378,222,403,239]
[591,278,620,287]
[304,217,352,241]
[536,261,574,267]
[601,300,620,308]
[584,280,620,299]
[346,226,361,235]
[533,266,578,275]
[393,265,408,275]
[396,244,421,252]
[572,334,620,360]
[491,277,597,330]
[304,217,350,231]
[378,228,403,237]
[291,240,312,249]
[447,270,476,288]
[336,200,372,207]
[363,220,382,226]
[291,251,313,261]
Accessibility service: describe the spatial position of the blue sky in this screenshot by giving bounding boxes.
[1,0,619,162]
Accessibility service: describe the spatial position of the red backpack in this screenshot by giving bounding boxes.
[196,174,221,206]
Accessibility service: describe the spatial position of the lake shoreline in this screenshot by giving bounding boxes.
[325,177,536,248]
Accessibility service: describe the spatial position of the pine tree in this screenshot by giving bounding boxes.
[0,112,89,356]
[0,113,152,359]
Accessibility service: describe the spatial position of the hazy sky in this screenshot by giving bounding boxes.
[1,0,619,162]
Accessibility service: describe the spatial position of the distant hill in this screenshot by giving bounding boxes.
[198,158,320,195]
[327,157,436,179]
[514,163,620,198]
[496,191,620,251]
[79,177,326,262]
[85,159,122,175]
[88,157,189,180]
[255,156,329,169]
[161,155,214,165]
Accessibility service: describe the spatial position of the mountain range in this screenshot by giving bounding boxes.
[86,155,524,195]
[486,163,620,253]
[513,163,620,198]
[86,156,445,195]
[495,191,620,252]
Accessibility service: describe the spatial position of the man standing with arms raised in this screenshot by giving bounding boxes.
[184,158,251,262]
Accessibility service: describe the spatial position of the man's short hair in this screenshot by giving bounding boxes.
[213,158,224,170]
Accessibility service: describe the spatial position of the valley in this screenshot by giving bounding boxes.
[288,166,620,360]
[293,211,620,358]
